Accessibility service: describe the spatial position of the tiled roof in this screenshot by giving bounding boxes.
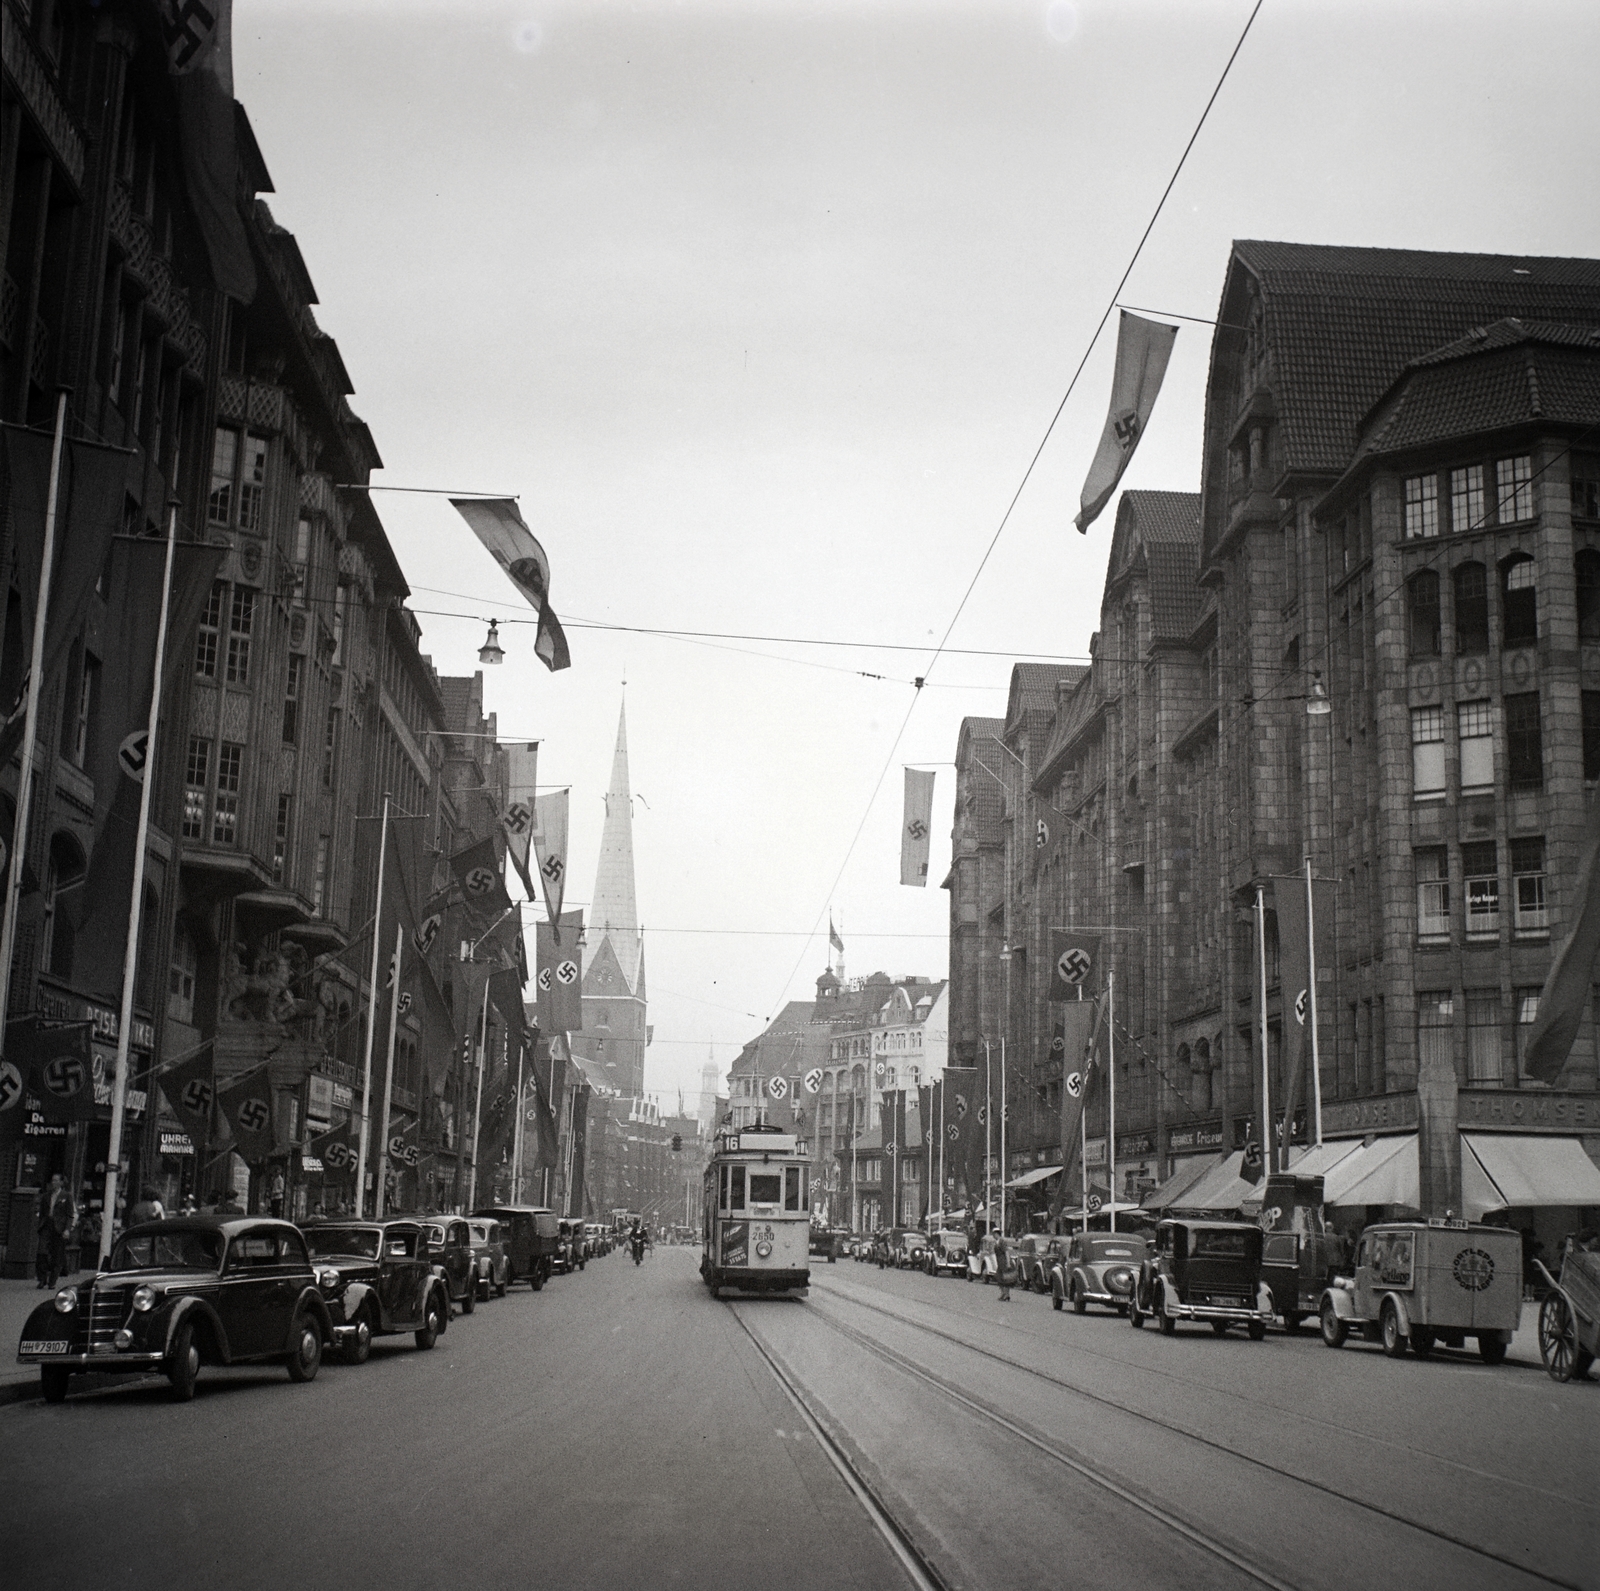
[1406,317,1600,366]
[1120,489,1202,544]
[1228,242,1600,476]
[1114,491,1202,643]
[1006,663,1087,754]
[957,717,1009,833]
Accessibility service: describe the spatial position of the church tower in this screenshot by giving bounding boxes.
[576,700,648,1096]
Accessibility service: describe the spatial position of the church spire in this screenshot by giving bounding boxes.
[586,697,641,994]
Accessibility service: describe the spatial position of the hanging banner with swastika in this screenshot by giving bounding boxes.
[1271,873,1335,1162]
[451,836,512,924]
[536,912,584,1033]
[22,1021,97,1122]
[1049,930,1103,1000]
[219,1068,277,1161]
[803,1067,823,1095]
[1048,998,1106,1225]
[532,790,570,940]
[900,768,935,886]
[501,742,540,898]
[160,1045,218,1145]
[1074,310,1178,534]
[767,1075,789,1100]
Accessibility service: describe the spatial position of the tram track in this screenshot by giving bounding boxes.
[798,1282,1585,1591]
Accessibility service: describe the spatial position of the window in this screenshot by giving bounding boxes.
[237,435,268,531]
[107,300,128,407]
[293,517,311,599]
[1462,842,1499,940]
[183,737,209,840]
[1577,550,1600,643]
[1586,692,1600,783]
[169,920,197,1025]
[1450,464,1485,534]
[323,705,339,787]
[1505,693,1543,790]
[42,834,86,978]
[1573,455,1600,520]
[1457,699,1493,792]
[282,655,302,744]
[1496,454,1534,523]
[1454,563,1488,654]
[1515,990,1543,1081]
[1411,706,1445,798]
[1511,838,1546,934]
[1407,571,1440,656]
[212,742,243,845]
[272,793,291,883]
[1501,556,1537,646]
[1415,848,1449,942]
[1417,991,1453,1079]
[313,836,329,915]
[729,1166,745,1210]
[65,651,98,769]
[784,1167,801,1211]
[207,429,236,527]
[1465,989,1502,1087]
[1404,474,1438,538]
[195,581,225,677]
[226,587,255,684]
[332,586,348,667]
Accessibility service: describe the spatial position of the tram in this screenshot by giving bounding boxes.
[701,1123,811,1299]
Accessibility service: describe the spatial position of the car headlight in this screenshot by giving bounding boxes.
[54,1288,77,1314]
[317,1268,342,1291]
[131,1285,158,1312]
[755,1240,773,1259]
[1107,1269,1131,1291]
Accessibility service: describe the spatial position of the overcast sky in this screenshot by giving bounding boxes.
[234,0,1600,1108]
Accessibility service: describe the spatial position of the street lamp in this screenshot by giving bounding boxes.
[1305,671,1332,716]
[478,619,506,665]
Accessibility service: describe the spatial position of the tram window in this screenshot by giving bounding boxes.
[785,1167,800,1211]
[748,1172,782,1205]
[719,1165,729,1210]
[730,1167,746,1210]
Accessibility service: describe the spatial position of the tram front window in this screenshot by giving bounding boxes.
[748,1173,782,1206]
[785,1167,801,1211]
[730,1166,746,1210]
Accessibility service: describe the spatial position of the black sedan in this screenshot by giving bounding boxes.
[301,1219,453,1359]
[17,1216,332,1403]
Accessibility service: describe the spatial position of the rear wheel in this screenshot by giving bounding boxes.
[1071,1280,1087,1316]
[1283,1312,1304,1334]
[1321,1302,1347,1348]
[1380,1300,1407,1358]
[341,1312,373,1366]
[460,1283,475,1315]
[1129,1289,1144,1329]
[41,1366,71,1404]
[286,1312,322,1382]
[496,1272,508,1299]
[1539,1293,1578,1382]
[1247,1321,1267,1341]
[1051,1285,1063,1312]
[1212,1320,1230,1336]
[1478,1335,1508,1366]
[1157,1288,1176,1336]
[1410,1325,1435,1357]
[415,1294,443,1350]
[166,1320,200,1401]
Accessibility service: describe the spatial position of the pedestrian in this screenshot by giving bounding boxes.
[179,1193,199,1217]
[995,1232,1013,1302]
[39,1173,75,1289]
[128,1184,165,1226]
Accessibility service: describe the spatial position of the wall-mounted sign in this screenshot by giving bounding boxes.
[160,1132,194,1157]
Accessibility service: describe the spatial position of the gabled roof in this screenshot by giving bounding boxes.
[956,716,1008,832]
[1222,241,1600,478]
[1106,491,1203,644]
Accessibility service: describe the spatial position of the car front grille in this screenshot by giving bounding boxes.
[88,1284,133,1352]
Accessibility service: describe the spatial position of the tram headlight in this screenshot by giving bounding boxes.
[756,1241,773,1259]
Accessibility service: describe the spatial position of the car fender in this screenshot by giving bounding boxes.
[1379,1290,1412,1338]
[1321,1283,1358,1322]
[1256,1282,1274,1314]
[163,1296,233,1363]
[281,1287,334,1352]
[340,1279,380,1327]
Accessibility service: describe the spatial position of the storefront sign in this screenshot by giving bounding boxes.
[307,1074,334,1128]
[160,1132,195,1157]
[332,1082,353,1109]
[1322,1093,1420,1137]
[1117,1131,1155,1158]
[23,1109,66,1138]
[37,989,154,1052]
[1167,1121,1224,1154]
[1085,1136,1106,1168]
[1458,1092,1599,1130]
[302,1156,323,1174]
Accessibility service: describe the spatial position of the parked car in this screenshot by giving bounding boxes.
[1129,1219,1274,1338]
[302,1218,452,1358]
[808,1227,846,1263]
[18,1217,331,1403]
[1257,1173,1343,1332]
[417,1216,477,1312]
[1319,1219,1521,1363]
[554,1218,587,1274]
[466,1219,511,1300]
[924,1229,968,1277]
[1016,1234,1067,1293]
[871,1229,897,1267]
[966,1234,998,1283]
[586,1224,612,1256]
[893,1231,930,1269]
[1051,1231,1149,1315]
[474,1205,559,1290]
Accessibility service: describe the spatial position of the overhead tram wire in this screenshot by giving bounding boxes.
[758,0,1266,1021]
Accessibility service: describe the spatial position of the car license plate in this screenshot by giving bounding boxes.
[20,1340,69,1355]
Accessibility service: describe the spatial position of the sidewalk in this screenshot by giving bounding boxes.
[0,1269,122,1405]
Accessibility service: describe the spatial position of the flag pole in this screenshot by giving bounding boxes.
[983,1040,992,1234]
[1305,859,1323,1148]
[354,793,391,1218]
[467,978,490,1210]
[99,501,178,1265]
[512,1037,526,1201]
[1256,884,1273,1174]
[1108,971,1117,1234]
[999,1037,1007,1240]
[0,390,68,1043]
[373,921,404,1217]
[1081,1069,1089,1236]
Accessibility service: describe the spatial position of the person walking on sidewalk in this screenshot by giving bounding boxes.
[39,1174,75,1289]
[995,1233,1014,1302]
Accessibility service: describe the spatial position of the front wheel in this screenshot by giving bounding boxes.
[415,1295,443,1350]
[286,1313,322,1383]
[1283,1312,1304,1335]
[460,1284,475,1315]
[496,1274,508,1299]
[1321,1302,1347,1348]
[1380,1301,1407,1358]
[1539,1293,1579,1382]
[1478,1335,1508,1366]
[166,1320,200,1401]
[1410,1325,1435,1357]
[1051,1287,1064,1312]
[1157,1289,1176,1336]
[40,1366,71,1404]
[1071,1281,1087,1317]
[342,1313,373,1366]
[1212,1320,1230,1336]
[1247,1321,1267,1342]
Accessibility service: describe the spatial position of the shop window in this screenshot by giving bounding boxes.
[1457,699,1493,793]
[1404,474,1438,539]
[1515,990,1544,1081]
[194,580,225,677]
[1449,464,1485,534]
[1461,842,1499,941]
[169,920,197,1025]
[41,833,86,978]
[1416,992,1453,1078]
[1411,705,1445,799]
[1496,454,1534,523]
[1453,562,1489,654]
[1511,838,1546,935]
[183,737,209,840]
[1505,693,1543,790]
[1465,989,1502,1087]
[1407,570,1440,656]
[1577,550,1600,643]
[1501,556,1537,646]
[1415,848,1449,943]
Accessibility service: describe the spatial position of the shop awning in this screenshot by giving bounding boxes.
[1464,1135,1600,1212]
[1240,1139,1368,1212]
[1005,1164,1062,1190]
[1322,1134,1418,1209]
[1063,1200,1144,1222]
[1174,1150,1257,1212]
[1142,1153,1220,1211]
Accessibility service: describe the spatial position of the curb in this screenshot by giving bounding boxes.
[1,1370,161,1406]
